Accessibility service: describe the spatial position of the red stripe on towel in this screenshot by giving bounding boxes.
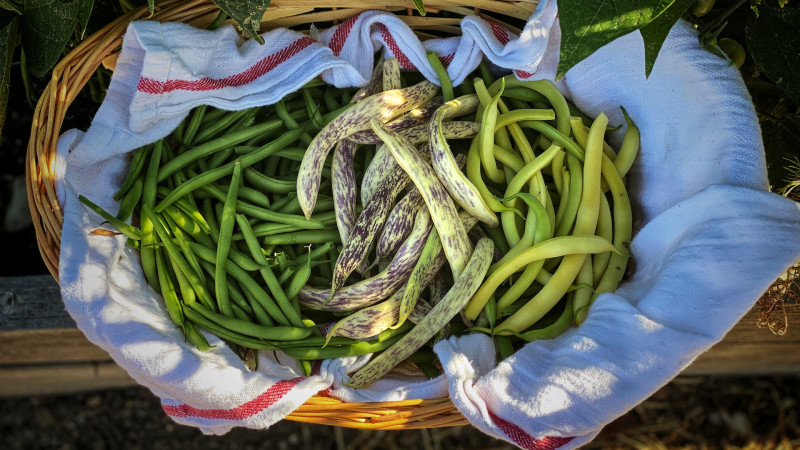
[163,377,305,420]
[489,21,510,45]
[137,37,317,94]
[488,410,575,450]
[329,14,360,56]
[376,23,416,70]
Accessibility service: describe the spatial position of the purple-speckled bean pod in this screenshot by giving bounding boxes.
[429,95,499,227]
[346,101,442,145]
[329,149,426,294]
[298,80,439,219]
[323,290,433,343]
[375,154,467,265]
[332,140,358,245]
[370,119,473,279]
[348,120,479,146]
[360,144,395,206]
[347,238,494,388]
[349,60,384,104]
[298,209,433,312]
[374,188,425,264]
[383,58,401,91]
[394,210,479,329]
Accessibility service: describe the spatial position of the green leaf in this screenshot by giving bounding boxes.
[0,12,17,120]
[20,0,94,77]
[639,0,693,77]
[0,0,24,14]
[745,5,800,105]
[556,0,678,79]
[211,0,269,45]
[0,10,18,138]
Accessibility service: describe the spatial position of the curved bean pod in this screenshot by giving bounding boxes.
[298,80,439,218]
[347,238,494,388]
[371,119,472,279]
[298,209,432,312]
[429,95,498,227]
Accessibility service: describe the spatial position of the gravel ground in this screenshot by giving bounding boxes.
[2,375,799,450]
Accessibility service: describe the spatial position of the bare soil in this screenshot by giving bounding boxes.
[1,375,799,450]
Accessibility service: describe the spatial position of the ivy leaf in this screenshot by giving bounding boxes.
[0,10,18,137]
[557,0,677,79]
[212,0,269,45]
[0,0,24,14]
[745,5,800,105]
[639,0,693,77]
[20,0,94,77]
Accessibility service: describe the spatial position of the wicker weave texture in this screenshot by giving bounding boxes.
[25,0,537,429]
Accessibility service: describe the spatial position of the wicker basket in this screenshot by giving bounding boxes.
[26,0,539,430]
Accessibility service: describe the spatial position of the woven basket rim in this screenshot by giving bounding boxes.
[26,0,540,429]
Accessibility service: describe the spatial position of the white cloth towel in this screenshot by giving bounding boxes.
[57,1,800,447]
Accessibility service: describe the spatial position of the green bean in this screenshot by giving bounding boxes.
[270,192,297,212]
[490,77,571,136]
[243,167,296,194]
[285,252,311,301]
[278,265,296,285]
[206,146,235,170]
[554,154,582,237]
[78,195,142,240]
[198,259,272,327]
[182,105,207,147]
[158,189,212,235]
[156,124,305,210]
[139,140,164,288]
[612,106,640,178]
[196,182,325,229]
[172,119,185,145]
[190,243,291,326]
[278,195,334,215]
[215,161,241,316]
[426,51,454,102]
[286,242,335,267]
[189,302,311,341]
[302,88,325,129]
[497,298,574,342]
[478,61,496,85]
[198,107,231,128]
[282,323,412,360]
[262,230,341,245]
[183,306,278,349]
[235,214,304,328]
[183,320,213,350]
[157,119,298,184]
[275,99,301,129]
[144,205,217,311]
[192,108,253,145]
[114,144,151,201]
[474,78,505,184]
[323,87,339,112]
[202,184,271,209]
[465,139,521,216]
[226,279,256,318]
[500,88,547,104]
[167,249,198,307]
[495,335,515,360]
[154,246,186,327]
[162,212,206,285]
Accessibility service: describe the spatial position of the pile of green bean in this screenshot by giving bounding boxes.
[80,57,638,385]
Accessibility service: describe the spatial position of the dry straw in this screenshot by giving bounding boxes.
[26,0,538,429]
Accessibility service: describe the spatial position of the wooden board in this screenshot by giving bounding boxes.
[1,275,799,396]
